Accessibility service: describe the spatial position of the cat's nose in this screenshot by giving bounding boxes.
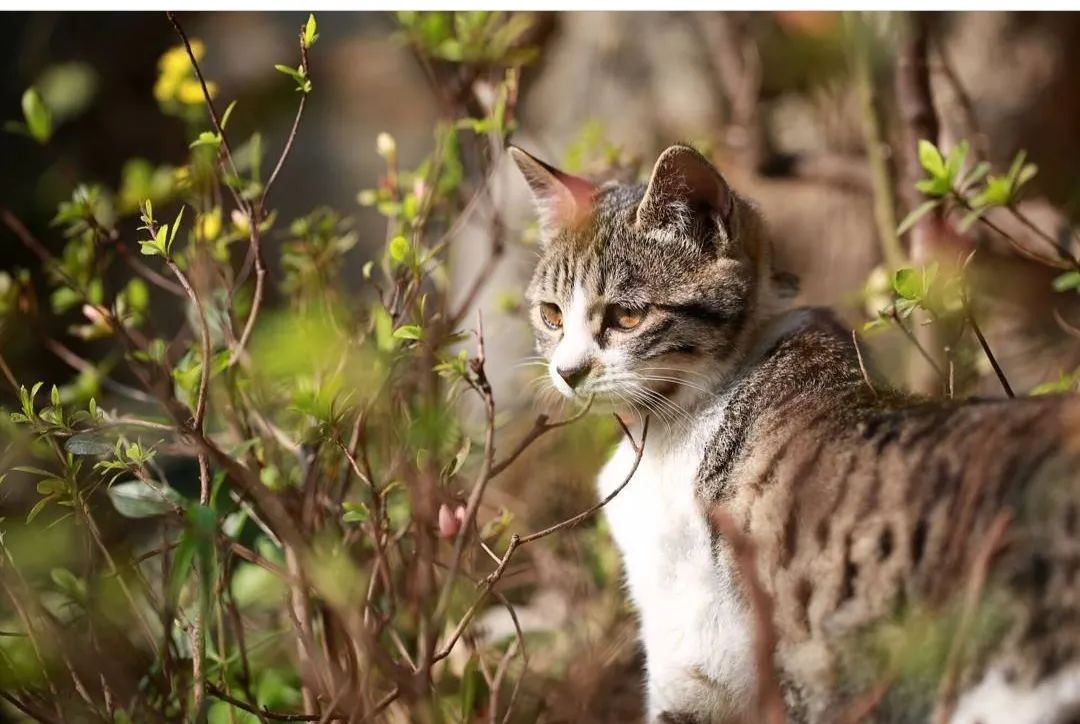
[557,362,592,389]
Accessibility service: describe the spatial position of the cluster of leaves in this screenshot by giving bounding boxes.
[0,11,607,724]
[898,140,1038,236]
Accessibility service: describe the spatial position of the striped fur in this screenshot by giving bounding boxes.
[512,144,1080,723]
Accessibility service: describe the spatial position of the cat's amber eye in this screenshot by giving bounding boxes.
[608,304,646,331]
[539,302,563,330]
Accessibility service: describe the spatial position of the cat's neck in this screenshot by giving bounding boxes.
[641,306,861,439]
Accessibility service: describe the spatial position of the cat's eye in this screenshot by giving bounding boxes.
[607,304,646,331]
[539,302,563,330]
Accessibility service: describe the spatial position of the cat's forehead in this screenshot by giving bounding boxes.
[530,183,708,301]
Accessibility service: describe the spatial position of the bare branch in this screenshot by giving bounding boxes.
[932,511,1012,724]
[433,415,648,664]
[705,508,784,724]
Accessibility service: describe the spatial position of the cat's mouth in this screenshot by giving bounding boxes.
[548,369,681,410]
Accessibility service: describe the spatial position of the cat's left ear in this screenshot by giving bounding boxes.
[509,145,596,237]
[636,144,734,242]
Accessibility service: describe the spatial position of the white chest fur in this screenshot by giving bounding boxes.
[598,423,754,719]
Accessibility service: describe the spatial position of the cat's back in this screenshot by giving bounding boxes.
[706,308,1080,721]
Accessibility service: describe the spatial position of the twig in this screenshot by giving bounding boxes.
[896,13,948,395]
[846,12,903,270]
[890,308,947,382]
[834,677,894,724]
[851,329,878,399]
[263,22,311,203]
[166,260,212,427]
[488,397,594,479]
[931,33,988,161]
[42,337,156,403]
[1008,204,1080,270]
[964,300,1014,398]
[433,415,648,664]
[954,196,1076,271]
[165,12,241,181]
[705,508,784,724]
[932,511,1012,724]
[438,312,499,617]
[206,682,346,722]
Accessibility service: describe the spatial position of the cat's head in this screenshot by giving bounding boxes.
[511,143,792,410]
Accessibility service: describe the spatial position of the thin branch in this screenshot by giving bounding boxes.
[518,414,647,545]
[851,329,878,399]
[263,23,310,203]
[433,415,648,664]
[890,308,947,382]
[42,337,157,404]
[964,303,1014,398]
[705,508,784,724]
[932,511,1012,724]
[206,682,346,722]
[489,397,594,479]
[166,260,212,427]
[846,12,903,269]
[165,12,241,181]
[437,312,499,617]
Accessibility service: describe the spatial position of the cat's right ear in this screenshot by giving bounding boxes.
[509,145,595,237]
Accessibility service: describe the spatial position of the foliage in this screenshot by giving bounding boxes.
[0,11,610,722]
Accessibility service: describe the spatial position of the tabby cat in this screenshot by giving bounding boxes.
[509,143,1080,723]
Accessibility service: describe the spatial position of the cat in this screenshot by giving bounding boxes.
[509,143,1080,723]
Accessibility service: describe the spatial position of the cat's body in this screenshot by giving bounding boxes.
[602,305,1080,723]
[510,143,1080,723]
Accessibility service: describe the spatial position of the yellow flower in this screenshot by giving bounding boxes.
[177,79,215,105]
[154,40,215,106]
[196,208,222,242]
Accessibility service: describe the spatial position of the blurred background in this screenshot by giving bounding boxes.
[2,11,1080,721]
[5,12,1080,391]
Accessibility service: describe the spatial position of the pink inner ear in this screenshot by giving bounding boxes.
[553,178,597,230]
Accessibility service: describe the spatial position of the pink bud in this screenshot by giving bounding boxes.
[82,304,106,325]
[438,504,461,539]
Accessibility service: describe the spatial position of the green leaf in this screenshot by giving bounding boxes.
[26,495,54,524]
[304,14,319,48]
[1006,149,1028,186]
[342,502,369,524]
[36,478,65,495]
[388,235,410,264]
[65,432,113,456]
[1052,271,1080,292]
[169,529,197,606]
[220,100,237,130]
[21,88,53,143]
[189,131,221,149]
[107,480,183,518]
[917,140,946,179]
[944,141,968,181]
[893,268,921,300]
[960,161,990,190]
[1016,163,1038,189]
[139,240,163,257]
[168,207,185,254]
[393,324,422,341]
[896,200,941,237]
[914,177,950,197]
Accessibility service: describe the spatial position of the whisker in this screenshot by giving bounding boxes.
[630,382,693,426]
[638,365,716,381]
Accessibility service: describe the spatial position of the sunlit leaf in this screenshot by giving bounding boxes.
[107,480,183,518]
[304,14,319,48]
